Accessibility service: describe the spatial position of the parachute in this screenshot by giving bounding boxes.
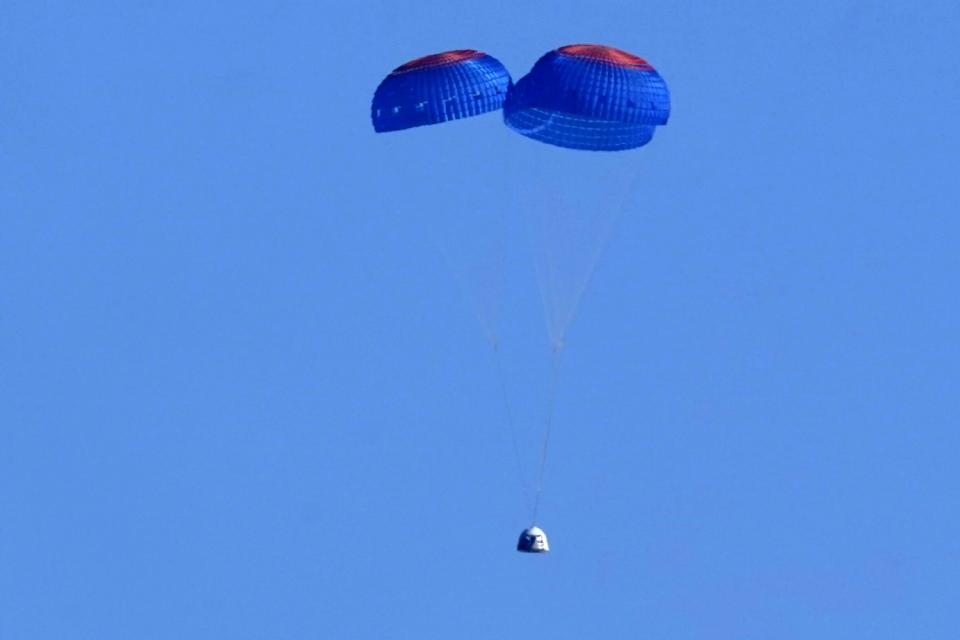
[372,45,670,551]
[371,50,511,133]
[504,44,670,151]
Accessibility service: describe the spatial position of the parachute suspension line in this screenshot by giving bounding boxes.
[532,346,563,524]
[434,240,501,348]
[527,174,641,524]
[491,341,533,518]
[433,217,527,515]
[565,203,620,339]
[550,176,636,349]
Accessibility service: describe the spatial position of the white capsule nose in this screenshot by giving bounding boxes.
[516,526,550,553]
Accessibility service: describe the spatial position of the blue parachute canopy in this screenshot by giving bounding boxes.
[372,50,512,133]
[504,44,670,151]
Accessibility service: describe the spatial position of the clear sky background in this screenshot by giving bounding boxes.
[2,1,959,638]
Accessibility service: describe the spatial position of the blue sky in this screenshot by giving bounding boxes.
[2,1,959,638]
